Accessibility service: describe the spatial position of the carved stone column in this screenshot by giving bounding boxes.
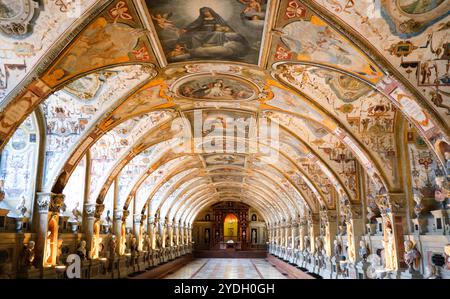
[173,218,179,246]
[168,221,174,247]
[290,220,299,263]
[84,203,96,259]
[188,224,193,243]
[160,218,168,248]
[133,214,145,251]
[113,209,127,255]
[36,192,64,268]
[180,222,185,246]
[308,212,320,273]
[376,194,406,278]
[90,203,104,260]
[147,216,155,249]
[320,210,337,258]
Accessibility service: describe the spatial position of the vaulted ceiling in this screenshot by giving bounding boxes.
[0,0,448,225]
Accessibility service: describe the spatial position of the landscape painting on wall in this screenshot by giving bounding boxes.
[146,0,268,64]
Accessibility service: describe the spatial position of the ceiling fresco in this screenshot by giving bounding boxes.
[146,0,268,64]
[0,0,448,229]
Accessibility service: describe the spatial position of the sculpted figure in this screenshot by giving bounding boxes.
[334,239,342,258]
[315,237,323,255]
[16,196,27,217]
[359,240,370,262]
[382,220,396,270]
[23,241,36,269]
[304,236,311,253]
[404,240,421,273]
[76,240,87,261]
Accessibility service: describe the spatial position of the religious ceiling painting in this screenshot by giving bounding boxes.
[269,0,384,83]
[146,0,268,64]
[41,0,155,88]
[0,0,40,37]
[204,153,246,167]
[176,75,258,101]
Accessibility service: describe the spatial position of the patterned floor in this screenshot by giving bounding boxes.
[163,258,287,279]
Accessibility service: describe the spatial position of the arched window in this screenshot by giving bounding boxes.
[0,113,39,226]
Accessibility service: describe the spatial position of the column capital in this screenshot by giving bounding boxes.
[36,192,65,213]
[114,210,124,220]
[84,203,96,218]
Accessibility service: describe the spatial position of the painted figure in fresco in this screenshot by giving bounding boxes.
[151,13,177,31]
[399,0,445,14]
[238,0,262,13]
[172,7,249,60]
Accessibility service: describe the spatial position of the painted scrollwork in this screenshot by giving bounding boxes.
[0,0,39,37]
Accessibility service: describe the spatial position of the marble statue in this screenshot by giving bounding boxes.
[315,237,323,255]
[71,203,82,223]
[333,239,342,258]
[404,240,421,273]
[358,240,370,262]
[16,196,27,217]
[304,235,311,253]
[23,241,35,269]
[77,240,87,261]
[382,220,396,270]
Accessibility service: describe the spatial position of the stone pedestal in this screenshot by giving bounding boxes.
[355,261,370,279]
[117,256,128,278]
[348,263,358,279]
[42,266,57,279]
[330,257,339,279]
[322,257,333,279]
[400,269,423,279]
[68,221,79,234]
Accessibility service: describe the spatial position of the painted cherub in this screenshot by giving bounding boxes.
[152,13,177,31]
[167,44,186,58]
[238,0,262,13]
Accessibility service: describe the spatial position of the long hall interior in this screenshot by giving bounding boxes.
[0,0,449,280]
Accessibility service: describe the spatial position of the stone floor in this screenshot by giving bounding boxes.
[163,258,287,279]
